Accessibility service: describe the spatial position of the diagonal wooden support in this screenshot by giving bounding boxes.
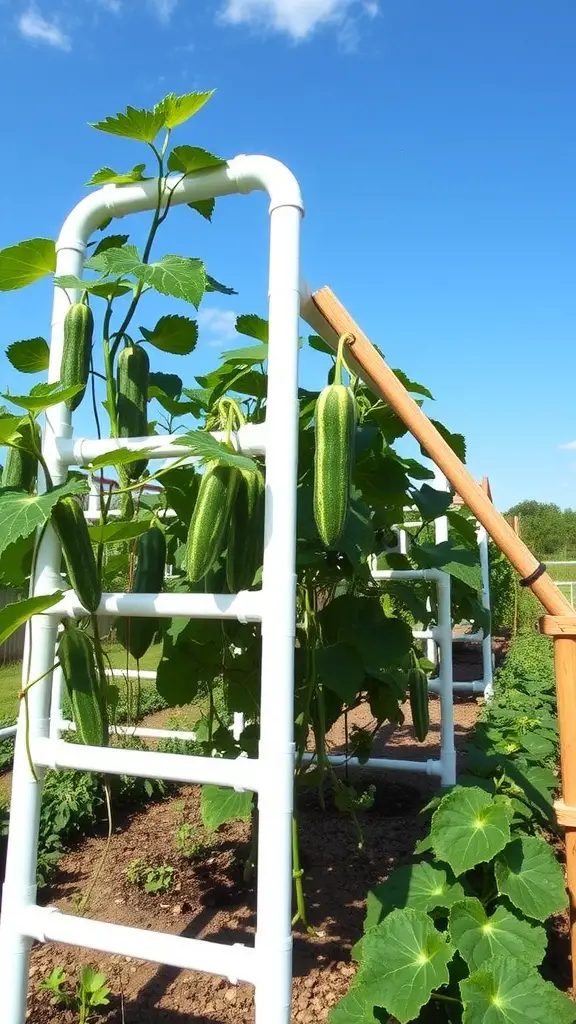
[306,284,576,987]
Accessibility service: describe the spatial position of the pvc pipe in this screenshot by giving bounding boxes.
[254,199,301,1024]
[106,668,158,681]
[32,737,259,791]
[47,590,263,622]
[21,907,257,985]
[60,720,198,742]
[452,631,484,643]
[435,572,457,786]
[303,753,442,776]
[57,422,266,465]
[477,522,494,699]
[0,727,16,740]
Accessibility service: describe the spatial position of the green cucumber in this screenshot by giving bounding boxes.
[313,382,356,548]
[186,462,239,584]
[51,496,102,613]
[226,469,265,592]
[117,344,149,480]
[2,421,40,492]
[117,526,166,660]
[61,302,93,411]
[409,666,430,742]
[58,626,108,747]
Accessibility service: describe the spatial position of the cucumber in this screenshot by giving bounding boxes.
[117,344,149,480]
[313,383,356,548]
[61,302,93,411]
[58,626,108,746]
[186,462,239,584]
[226,469,265,592]
[117,526,166,660]
[2,421,40,492]
[409,666,430,742]
[51,496,102,613]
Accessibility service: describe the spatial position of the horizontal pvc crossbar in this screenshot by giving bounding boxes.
[0,726,16,740]
[61,719,198,742]
[47,590,262,622]
[57,423,266,466]
[32,738,259,790]
[319,753,442,776]
[21,906,256,984]
[105,668,158,681]
[453,631,483,643]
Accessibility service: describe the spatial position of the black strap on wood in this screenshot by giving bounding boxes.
[519,562,546,588]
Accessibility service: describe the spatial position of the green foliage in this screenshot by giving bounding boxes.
[507,499,576,560]
[174,822,209,860]
[39,964,110,1023]
[333,630,569,1023]
[126,858,174,894]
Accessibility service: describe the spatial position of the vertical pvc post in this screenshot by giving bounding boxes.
[477,523,494,699]
[427,470,450,667]
[254,202,302,1024]
[0,237,81,1021]
[436,572,456,787]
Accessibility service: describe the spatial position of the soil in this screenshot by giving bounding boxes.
[10,636,570,1022]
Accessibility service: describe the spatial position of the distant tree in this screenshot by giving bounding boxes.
[506,500,576,558]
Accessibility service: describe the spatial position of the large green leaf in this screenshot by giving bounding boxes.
[430,787,513,876]
[159,90,214,129]
[220,343,268,365]
[86,165,147,186]
[328,985,381,1024]
[0,239,55,291]
[87,447,154,471]
[87,520,151,545]
[413,540,483,592]
[449,898,546,971]
[235,314,269,342]
[6,338,50,374]
[92,234,130,256]
[201,785,253,832]
[54,274,133,300]
[188,199,215,221]
[2,382,82,413]
[0,414,27,446]
[316,643,365,704]
[149,372,182,400]
[365,863,465,931]
[93,245,206,308]
[140,315,198,355]
[460,956,576,1023]
[392,368,434,400]
[0,532,34,586]
[90,104,166,143]
[176,431,258,472]
[359,908,454,1024]
[0,480,87,558]
[410,484,452,523]
[0,591,63,644]
[494,836,568,921]
[167,146,225,175]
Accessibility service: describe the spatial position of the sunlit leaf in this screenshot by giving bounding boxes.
[88,520,151,545]
[88,447,154,471]
[140,314,198,355]
[201,784,253,832]
[0,239,56,291]
[430,787,513,876]
[460,956,576,1024]
[6,338,49,374]
[449,898,546,971]
[494,835,568,921]
[158,90,215,129]
[90,105,166,143]
[167,146,225,175]
[365,863,465,931]
[0,480,87,558]
[2,382,82,413]
[236,314,268,342]
[85,165,147,186]
[92,234,130,256]
[0,591,63,645]
[188,199,215,221]
[94,245,206,308]
[176,431,258,472]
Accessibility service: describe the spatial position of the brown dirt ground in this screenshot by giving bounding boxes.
[10,636,569,1022]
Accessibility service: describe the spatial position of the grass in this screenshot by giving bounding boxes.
[0,641,163,726]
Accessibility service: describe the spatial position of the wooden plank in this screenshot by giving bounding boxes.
[539,616,576,636]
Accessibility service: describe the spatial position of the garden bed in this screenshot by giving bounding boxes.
[23,640,508,1023]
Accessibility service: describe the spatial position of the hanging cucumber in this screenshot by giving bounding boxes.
[186,462,239,584]
[409,664,430,742]
[2,421,40,492]
[117,525,166,660]
[313,335,356,548]
[61,302,94,411]
[58,626,108,747]
[51,496,102,613]
[117,343,149,481]
[226,469,265,592]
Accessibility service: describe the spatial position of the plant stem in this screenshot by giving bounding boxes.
[431,992,461,1005]
[291,814,315,934]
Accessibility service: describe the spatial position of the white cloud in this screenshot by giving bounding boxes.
[18,5,71,49]
[197,307,238,345]
[219,0,374,41]
[97,0,122,12]
[150,0,178,22]
[560,441,576,450]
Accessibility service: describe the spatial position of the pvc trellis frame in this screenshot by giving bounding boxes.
[0,157,304,1024]
[390,469,493,698]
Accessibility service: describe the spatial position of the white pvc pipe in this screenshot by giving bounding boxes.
[477,522,494,699]
[47,590,262,622]
[22,907,256,985]
[32,737,259,790]
[57,422,266,465]
[0,726,16,740]
[303,753,442,776]
[61,720,198,742]
[254,200,302,1024]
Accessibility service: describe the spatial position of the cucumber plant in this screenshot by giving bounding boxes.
[0,90,498,932]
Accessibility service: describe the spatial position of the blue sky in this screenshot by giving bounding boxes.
[0,0,574,511]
